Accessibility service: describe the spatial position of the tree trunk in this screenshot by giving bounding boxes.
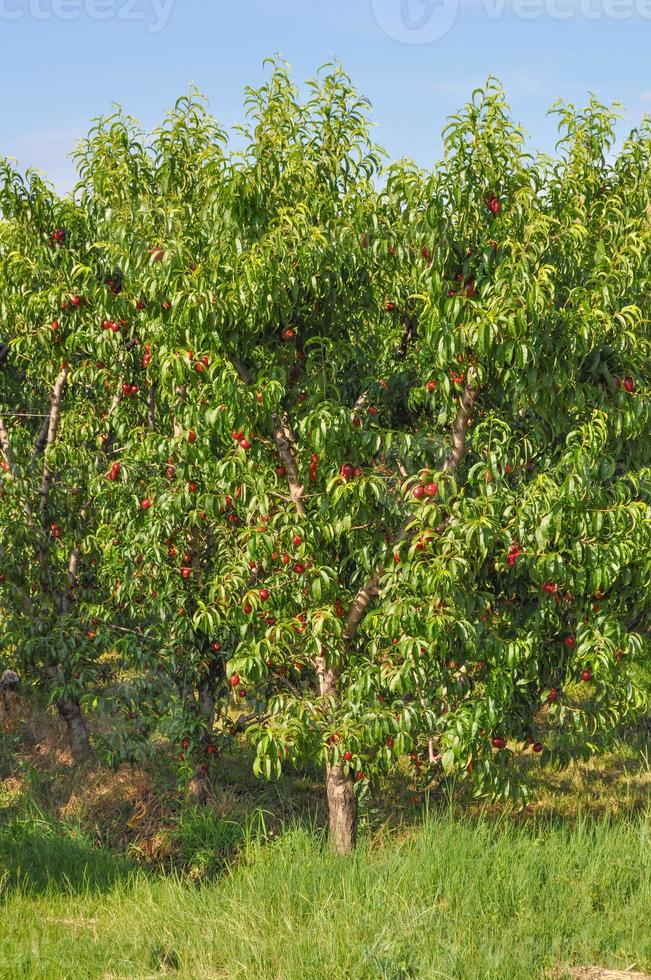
[326,762,358,855]
[188,767,212,804]
[56,697,91,763]
[187,673,217,804]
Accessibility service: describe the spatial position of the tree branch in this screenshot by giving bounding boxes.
[343,380,478,645]
[39,367,69,517]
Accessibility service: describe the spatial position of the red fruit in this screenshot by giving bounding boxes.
[385,302,396,312]
[293,563,306,575]
[207,745,216,755]
[211,642,221,652]
[276,466,287,477]
[426,380,436,392]
[187,431,197,443]
[385,737,394,748]
[259,588,270,601]
[368,405,378,416]
[230,674,240,687]
[292,535,302,547]
[393,553,400,564]
[195,362,204,373]
[412,485,426,500]
[541,582,557,594]
[580,669,592,682]
[51,320,60,332]
[168,546,176,557]
[70,294,81,307]
[180,568,192,580]
[239,689,248,698]
[424,482,438,497]
[421,246,431,260]
[353,465,362,478]
[356,771,366,781]
[352,416,362,428]
[548,688,559,703]
[532,742,543,753]
[491,736,506,749]
[141,498,151,510]
[243,602,253,614]
[281,553,290,565]
[239,437,251,450]
[188,482,197,493]
[340,463,355,480]
[623,377,634,392]
[564,635,575,648]
[166,465,175,479]
[136,299,146,310]
[182,739,190,750]
[122,383,131,396]
[488,196,501,214]
[344,751,353,762]
[283,328,295,341]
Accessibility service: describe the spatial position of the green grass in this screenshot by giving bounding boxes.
[0,813,649,979]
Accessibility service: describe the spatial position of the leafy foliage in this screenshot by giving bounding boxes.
[1,65,649,815]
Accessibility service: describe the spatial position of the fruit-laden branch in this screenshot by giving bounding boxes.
[39,367,69,517]
[228,354,306,520]
[343,380,478,646]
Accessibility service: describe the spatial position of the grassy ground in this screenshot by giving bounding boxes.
[1,705,650,979]
[1,815,650,979]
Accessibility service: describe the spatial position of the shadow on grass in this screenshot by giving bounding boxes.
[0,818,137,896]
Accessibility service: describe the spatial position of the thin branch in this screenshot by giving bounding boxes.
[147,382,157,431]
[228,353,306,520]
[31,412,52,464]
[343,380,478,645]
[39,367,69,517]
[271,415,306,519]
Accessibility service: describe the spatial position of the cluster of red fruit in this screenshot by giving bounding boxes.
[340,462,362,481]
[614,376,635,392]
[50,522,62,539]
[229,672,248,698]
[486,195,501,214]
[309,453,318,483]
[412,480,438,501]
[102,319,124,333]
[121,382,139,397]
[142,344,152,369]
[106,462,122,482]
[231,429,253,451]
[51,228,66,245]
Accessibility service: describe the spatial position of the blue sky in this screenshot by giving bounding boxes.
[2,0,650,191]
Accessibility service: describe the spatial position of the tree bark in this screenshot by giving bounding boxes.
[55,697,91,763]
[316,654,358,854]
[187,673,217,805]
[325,763,358,855]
